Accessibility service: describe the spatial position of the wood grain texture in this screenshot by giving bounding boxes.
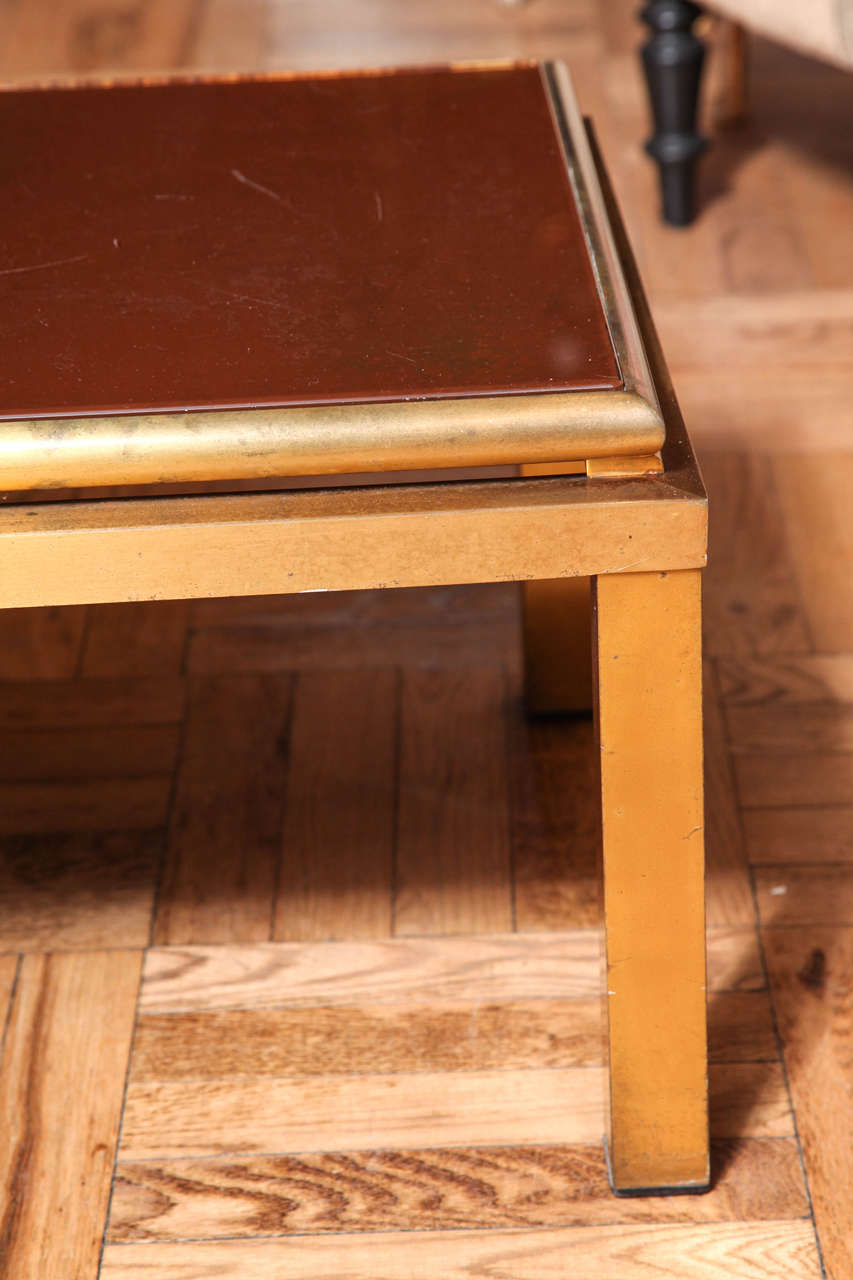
[0,829,162,950]
[138,928,758,1015]
[656,289,853,372]
[718,655,853,707]
[0,605,86,679]
[0,723,180,781]
[520,576,593,714]
[668,368,853,454]
[131,1000,606,1079]
[81,600,190,676]
[704,659,755,927]
[395,667,512,935]
[755,866,853,927]
[119,1062,790,1160]
[100,1220,821,1278]
[0,0,201,76]
[2,0,850,1267]
[108,1138,809,1241]
[189,613,521,676]
[726,705,853,755]
[773,454,853,652]
[0,675,186,730]
[705,927,765,992]
[120,1066,609,1158]
[509,713,600,930]
[744,809,853,865]
[701,453,811,657]
[191,583,517,630]
[130,989,773,1082]
[0,954,18,1050]
[139,933,605,1012]
[708,1063,793,1138]
[0,776,171,836]
[735,754,853,810]
[764,926,853,1280]
[154,674,293,944]
[0,950,141,1277]
[274,668,396,941]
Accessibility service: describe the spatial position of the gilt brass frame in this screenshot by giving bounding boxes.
[0,62,664,493]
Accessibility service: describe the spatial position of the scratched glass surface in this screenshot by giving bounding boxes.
[0,65,620,419]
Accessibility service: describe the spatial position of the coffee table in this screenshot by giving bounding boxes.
[0,61,709,1196]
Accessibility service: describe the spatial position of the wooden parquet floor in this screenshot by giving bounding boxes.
[1,1,852,1276]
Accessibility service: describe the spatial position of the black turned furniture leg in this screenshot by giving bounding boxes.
[640,1,708,226]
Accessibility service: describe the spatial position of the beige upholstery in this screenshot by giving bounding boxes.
[709,0,853,70]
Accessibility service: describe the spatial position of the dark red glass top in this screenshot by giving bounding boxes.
[0,64,621,420]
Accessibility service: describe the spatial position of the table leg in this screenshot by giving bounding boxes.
[521,577,593,715]
[594,568,708,1194]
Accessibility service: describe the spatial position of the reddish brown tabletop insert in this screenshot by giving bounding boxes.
[0,64,621,422]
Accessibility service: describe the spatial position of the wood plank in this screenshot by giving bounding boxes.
[120,1065,609,1158]
[709,1063,793,1139]
[706,927,765,992]
[100,1220,821,1279]
[130,989,773,1082]
[657,289,853,372]
[108,1137,808,1241]
[0,776,171,835]
[0,675,185,730]
[700,453,811,658]
[189,616,521,676]
[0,0,201,77]
[704,660,755,927]
[718,655,853,707]
[154,674,293,945]
[118,1061,791,1160]
[0,605,86,679]
[395,667,512,935]
[81,600,190,676]
[0,955,18,1052]
[755,866,853,927]
[764,925,853,1280]
[509,713,601,930]
[744,808,853,865]
[131,1000,605,1079]
[139,929,757,1014]
[673,368,853,454]
[191,582,517,629]
[708,992,778,1063]
[773,454,853,652]
[140,933,606,1012]
[0,950,142,1277]
[274,668,397,941]
[710,144,816,296]
[736,754,853,809]
[0,724,180,781]
[726,704,853,754]
[0,829,162,950]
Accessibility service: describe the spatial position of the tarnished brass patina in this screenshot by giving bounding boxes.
[0,390,662,491]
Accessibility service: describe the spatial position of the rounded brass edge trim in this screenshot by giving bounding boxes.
[0,391,665,490]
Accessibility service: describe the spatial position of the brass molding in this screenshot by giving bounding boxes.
[542,62,663,431]
[0,389,664,491]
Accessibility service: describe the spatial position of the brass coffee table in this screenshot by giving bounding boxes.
[0,61,709,1196]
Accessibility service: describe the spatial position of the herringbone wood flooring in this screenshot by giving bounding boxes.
[1,1,852,1276]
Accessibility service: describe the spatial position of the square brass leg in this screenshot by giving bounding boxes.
[522,577,593,716]
[594,568,709,1195]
